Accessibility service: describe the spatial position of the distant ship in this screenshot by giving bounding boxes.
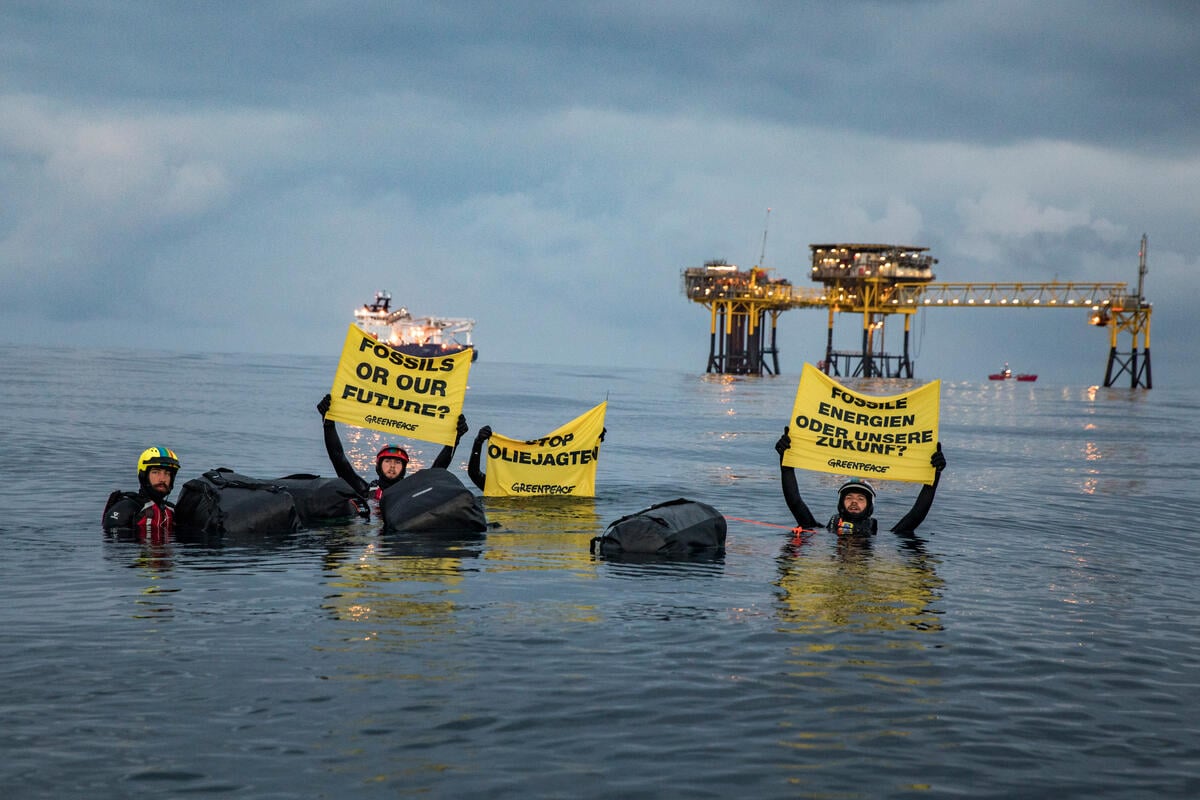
[353,291,478,361]
[988,362,1037,382]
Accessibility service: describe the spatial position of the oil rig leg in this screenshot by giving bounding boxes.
[1103,318,1153,389]
[1128,348,1153,389]
[768,313,780,375]
[823,309,835,375]
[1104,345,1117,387]
[746,317,762,375]
[899,318,914,378]
[860,327,871,377]
[706,305,723,373]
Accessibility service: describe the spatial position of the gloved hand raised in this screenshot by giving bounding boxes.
[931,442,946,472]
[316,394,332,418]
[474,425,493,445]
[774,427,791,458]
[456,414,469,442]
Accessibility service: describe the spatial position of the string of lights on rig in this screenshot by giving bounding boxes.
[681,237,1152,388]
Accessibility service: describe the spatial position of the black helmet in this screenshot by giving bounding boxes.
[837,478,875,521]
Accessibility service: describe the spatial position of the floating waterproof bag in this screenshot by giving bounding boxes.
[175,469,301,536]
[380,468,488,534]
[590,498,726,557]
[269,474,367,526]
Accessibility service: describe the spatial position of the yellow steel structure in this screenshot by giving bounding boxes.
[887,281,1127,309]
[682,237,1153,388]
[882,279,1151,388]
[1102,300,1153,388]
[682,261,810,374]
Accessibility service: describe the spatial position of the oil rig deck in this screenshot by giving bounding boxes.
[681,238,1152,388]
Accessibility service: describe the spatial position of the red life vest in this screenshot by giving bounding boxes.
[136,500,175,542]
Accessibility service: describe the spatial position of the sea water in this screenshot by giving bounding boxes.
[1,344,1197,799]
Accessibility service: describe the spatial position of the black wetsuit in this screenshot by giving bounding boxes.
[102,489,175,539]
[779,448,944,536]
[320,414,460,510]
[466,427,490,491]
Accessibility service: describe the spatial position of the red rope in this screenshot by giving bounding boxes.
[725,516,814,534]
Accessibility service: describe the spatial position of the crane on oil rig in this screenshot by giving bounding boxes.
[758,208,771,268]
[680,237,1152,388]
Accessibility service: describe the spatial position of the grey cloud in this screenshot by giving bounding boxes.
[0,1,1195,381]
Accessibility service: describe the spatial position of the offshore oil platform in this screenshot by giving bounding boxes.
[681,236,1152,388]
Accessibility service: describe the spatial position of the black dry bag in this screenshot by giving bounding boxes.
[591,498,726,557]
[175,468,301,536]
[269,474,367,525]
[380,468,488,534]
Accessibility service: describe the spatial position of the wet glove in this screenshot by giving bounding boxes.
[931,442,946,472]
[317,394,331,418]
[474,425,493,446]
[456,414,469,442]
[774,427,791,459]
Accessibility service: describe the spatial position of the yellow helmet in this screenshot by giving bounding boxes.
[137,446,181,479]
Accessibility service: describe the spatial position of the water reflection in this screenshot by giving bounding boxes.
[102,530,180,618]
[772,530,947,786]
[322,530,485,640]
[482,497,601,572]
[774,530,944,634]
[104,528,175,568]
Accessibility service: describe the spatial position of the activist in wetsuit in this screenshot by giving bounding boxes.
[774,428,946,536]
[466,425,493,491]
[317,394,468,504]
[102,446,181,539]
[467,424,606,491]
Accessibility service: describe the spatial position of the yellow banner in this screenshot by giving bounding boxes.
[326,324,473,446]
[483,402,607,497]
[782,363,940,484]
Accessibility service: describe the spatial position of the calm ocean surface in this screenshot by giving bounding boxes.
[2,343,1197,799]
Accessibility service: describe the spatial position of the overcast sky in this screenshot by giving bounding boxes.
[2,1,1196,385]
